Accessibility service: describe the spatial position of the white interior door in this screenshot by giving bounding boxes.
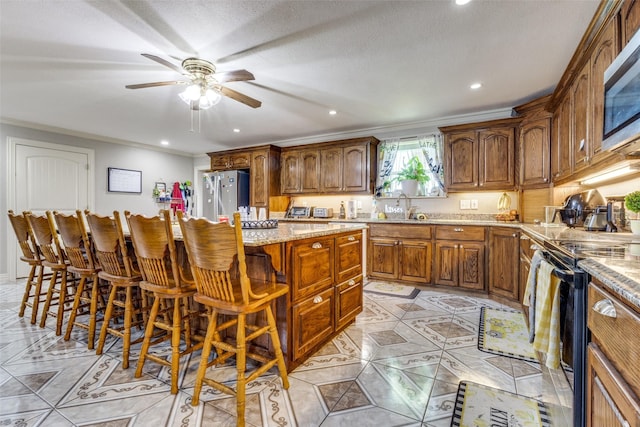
[8,138,94,279]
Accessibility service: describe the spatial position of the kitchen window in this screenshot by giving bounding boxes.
[375,134,445,198]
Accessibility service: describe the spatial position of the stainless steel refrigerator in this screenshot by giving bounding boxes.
[202,170,250,221]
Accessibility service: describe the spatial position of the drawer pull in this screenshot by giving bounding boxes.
[348,279,355,286]
[530,244,542,251]
[313,295,323,304]
[592,299,616,318]
[454,228,463,232]
[312,242,322,249]
[348,236,356,241]
[520,235,530,240]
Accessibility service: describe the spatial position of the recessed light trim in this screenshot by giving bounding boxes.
[329,110,337,115]
[161,140,169,146]
[470,82,482,90]
[456,0,472,5]
[233,128,240,133]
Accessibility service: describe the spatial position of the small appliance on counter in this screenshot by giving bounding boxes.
[553,189,605,228]
[313,207,334,218]
[286,206,313,218]
[346,200,358,219]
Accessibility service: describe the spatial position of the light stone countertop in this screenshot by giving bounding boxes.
[239,222,367,246]
[279,218,640,310]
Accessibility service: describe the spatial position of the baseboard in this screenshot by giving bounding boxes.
[0,273,9,283]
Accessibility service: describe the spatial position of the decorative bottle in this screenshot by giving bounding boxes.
[339,201,346,219]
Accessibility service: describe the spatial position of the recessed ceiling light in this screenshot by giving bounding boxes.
[456,0,472,5]
[233,128,240,133]
[329,110,337,115]
[470,82,482,90]
[161,140,169,146]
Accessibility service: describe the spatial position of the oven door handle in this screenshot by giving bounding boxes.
[551,266,574,284]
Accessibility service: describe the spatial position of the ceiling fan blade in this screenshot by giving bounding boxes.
[141,53,185,74]
[213,69,255,83]
[125,81,185,89]
[220,87,262,108]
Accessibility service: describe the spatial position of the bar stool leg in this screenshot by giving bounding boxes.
[40,270,59,329]
[96,284,118,356]
[19,264,37,318]
[236,314,247,427]
[135,296,160,379]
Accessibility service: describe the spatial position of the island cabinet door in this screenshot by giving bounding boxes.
[335,275,363,330]
[289,237,335,302]
[336,232,362,283]
[292,287,334,360]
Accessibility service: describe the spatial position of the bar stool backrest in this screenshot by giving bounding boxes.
[25,212,65,267]
[125,210,181,288]
[85,210,136,278]
[7,210,39,261]
[51,210,95,271]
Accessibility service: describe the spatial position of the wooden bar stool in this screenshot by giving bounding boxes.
[25,212,77,335]
[177,211,289,427]
[85,210,147,369]
[53,210,107,349]
[125,209,203,393]
[7,210,49,324]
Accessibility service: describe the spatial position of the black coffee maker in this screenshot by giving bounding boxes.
[553,189,605,228]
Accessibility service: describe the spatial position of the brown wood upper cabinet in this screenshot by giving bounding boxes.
[548,3,625,185]
[207,145,281,210]
[514,95,552,188]
[280,136,378,195]
[440,118,521,192]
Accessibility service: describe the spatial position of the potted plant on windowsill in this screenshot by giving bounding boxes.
[625,190,640,234]
[393,155,430,196]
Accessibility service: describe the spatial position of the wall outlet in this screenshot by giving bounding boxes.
[460,200,471,210]
[470,199,478,209]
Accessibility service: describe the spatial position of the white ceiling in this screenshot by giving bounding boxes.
[0,0,600,156]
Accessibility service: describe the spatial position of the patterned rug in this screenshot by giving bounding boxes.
[478,307,538,363]
[451,381,551,427]
[363,281,420,299]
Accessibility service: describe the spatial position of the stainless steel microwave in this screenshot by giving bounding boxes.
[602,29,640,151]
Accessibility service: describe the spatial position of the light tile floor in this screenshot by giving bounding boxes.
[0,280,573,426]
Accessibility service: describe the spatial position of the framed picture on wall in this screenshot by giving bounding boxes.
[107,167,142,193]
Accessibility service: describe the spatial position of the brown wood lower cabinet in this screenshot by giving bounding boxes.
[488,227,520,300]
[587,279,640,426]
[433,226,485,290]
[368,224,432,284]
[284,230,364,370]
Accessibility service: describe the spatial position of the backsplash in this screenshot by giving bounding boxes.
[289,191,519,219]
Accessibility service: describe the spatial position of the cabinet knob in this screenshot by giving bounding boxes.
[460,245,464,249]
[512,233,517,237]
[348,279,355,286]
[348,236,356,241]
[454,228,463,232]
[312,242,323,249]
[544,178,548,182]
[592,299,616,318]
[454,244,458,249]
[313,295,323,304]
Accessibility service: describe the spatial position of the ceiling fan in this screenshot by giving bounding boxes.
[126,53,261,109]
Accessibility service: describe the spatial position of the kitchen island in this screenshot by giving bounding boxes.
[237,222,367,371]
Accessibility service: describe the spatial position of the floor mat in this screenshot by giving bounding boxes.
[363,281,420,299]
[451,381,551,427]
[478,306,538,363]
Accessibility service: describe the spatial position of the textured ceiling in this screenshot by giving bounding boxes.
[0,0,600,155]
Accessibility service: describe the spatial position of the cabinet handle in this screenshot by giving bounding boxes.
[512,233,517,237]
[543,178,548,182]
[313,295,323,304]
[460,245,464,249]
[592,299,616,318]
[454,244,458,249]
[348,279,355,286]
[531,244,542,251]
[312,242,323,249]
[454,228,463,232]
[348,236,356,241]
[520,235,530,240]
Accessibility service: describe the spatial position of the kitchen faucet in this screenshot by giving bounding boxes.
[396,192,413,219]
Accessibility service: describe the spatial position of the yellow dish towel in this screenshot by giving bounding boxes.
[532,259,562,369]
